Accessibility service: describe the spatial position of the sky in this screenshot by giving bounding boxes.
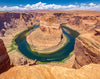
[0,0,100,11]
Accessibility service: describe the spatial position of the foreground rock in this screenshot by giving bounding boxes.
[0,39,10,73]
[27,14,62,50]
[0,64,100,79]
[9,50,38,66]
[73,29,100,68]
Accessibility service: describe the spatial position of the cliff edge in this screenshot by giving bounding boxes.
[0,39,10,74]
[73,29,100,68]
[0,64,100,79]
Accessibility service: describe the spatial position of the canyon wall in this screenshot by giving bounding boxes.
[73,30,100,68]
[0,12,44,36]
[0,39,10,74]
[53,11,100,33]
[0,11,100,36]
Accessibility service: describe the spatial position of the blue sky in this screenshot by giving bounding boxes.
[0,0,100,6]
[0,0,100,11]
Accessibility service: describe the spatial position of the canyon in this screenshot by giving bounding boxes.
[0,10,100,78]
[0,11,100,36]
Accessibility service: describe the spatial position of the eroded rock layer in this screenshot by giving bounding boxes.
[73,30,100,68]
[0,39,10,73]
[0,11,100,36]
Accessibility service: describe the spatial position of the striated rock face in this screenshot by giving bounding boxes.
[53,11,100,33]
[0,12,44,36]
[27,14,62,50]
[0,64,100,79]
[0,39,10,73]
[73,30,100,69]
[0,11,100,36]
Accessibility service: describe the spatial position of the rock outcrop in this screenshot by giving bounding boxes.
[27,14,62,50]
[73,29,100,68]
[0,39,10,74]
[0,64,100,79]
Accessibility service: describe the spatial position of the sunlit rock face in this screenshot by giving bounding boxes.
[0,64,100,79]
[0,39,10,73]
[73,29,100,69]
[27,14,62,50]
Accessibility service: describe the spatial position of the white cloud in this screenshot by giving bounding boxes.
[67,5,76,8]
[89,3,96,6]
[19,4,22,6]
[0,2,100,11]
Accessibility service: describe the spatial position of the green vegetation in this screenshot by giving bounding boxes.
[8,40,18,53]
[8,26,35,53]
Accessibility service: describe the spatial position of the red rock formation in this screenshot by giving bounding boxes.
[0,39,10,73]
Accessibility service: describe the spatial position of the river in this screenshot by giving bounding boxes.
[14,25,75,63]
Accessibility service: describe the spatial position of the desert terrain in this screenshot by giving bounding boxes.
[0,10,100,79]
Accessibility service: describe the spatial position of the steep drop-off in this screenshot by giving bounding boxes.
[0,11,100,36]
[0,39,10,74]
[0,12,44,36]
[73,29,100,68]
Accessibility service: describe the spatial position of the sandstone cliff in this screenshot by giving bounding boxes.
[0,64,100,79]
[0,11,100,36]
[53,11,100,33]
[73,29,100,68]
[0,39,10,74]
[0,12,44,36]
